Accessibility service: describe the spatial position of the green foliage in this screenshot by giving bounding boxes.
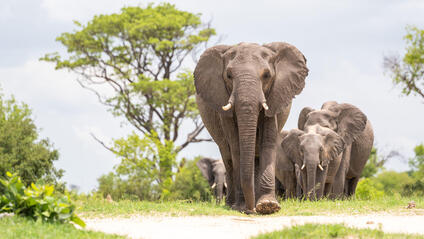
[0,91,63,186]
[0,216,124,239]
[362,147,386,178]
[253,223,420,239]
[170,157,212,201]
[384,26,424,100]
[355,178,385,200]
[0,172,85,228]
[373,171,414,196]
[41,3,214,150]
[404,144,424,196]
[97,132,177,200]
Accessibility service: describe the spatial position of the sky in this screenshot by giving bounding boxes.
[1,0,423,192]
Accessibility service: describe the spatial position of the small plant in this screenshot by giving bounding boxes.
[356,178,385,200]
[0,172,85,227]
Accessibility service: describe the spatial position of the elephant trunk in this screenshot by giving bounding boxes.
[215,182,224,203]
[235,77,261,212]
[306,163,317,200]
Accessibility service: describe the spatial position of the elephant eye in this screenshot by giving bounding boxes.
[227,71,233,80]
[319,147,323,152]
[262,70,271,79]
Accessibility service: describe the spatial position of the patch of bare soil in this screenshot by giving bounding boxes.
[84,213,424,239]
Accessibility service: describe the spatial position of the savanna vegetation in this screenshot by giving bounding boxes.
[254,224,422,239]
[1,2,424,238]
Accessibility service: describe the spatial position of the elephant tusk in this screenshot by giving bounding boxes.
[211,183,217,189]
[262,102,269,111]
[222,103,232,111]
[301,164,305,170]
[224,182,227,188]
[318,164,324,171]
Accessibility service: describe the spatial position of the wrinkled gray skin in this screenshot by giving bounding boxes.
[194,42,308,214]
[197,157,227,202]
[285,101,374,199]
[281,126,344,200]
[275,130,300,199]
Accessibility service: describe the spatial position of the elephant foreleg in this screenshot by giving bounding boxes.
[220,116,244,210]
[331,145,351,199]
[256,115,280,214]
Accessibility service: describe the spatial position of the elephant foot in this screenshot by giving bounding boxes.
[256,197,280,215]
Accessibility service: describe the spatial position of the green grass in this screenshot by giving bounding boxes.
[253,223,423,239]
[77,196,424,217]
[0,216,125,239]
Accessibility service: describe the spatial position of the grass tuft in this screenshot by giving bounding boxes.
[0,216,125,239]
[253,223,422,239]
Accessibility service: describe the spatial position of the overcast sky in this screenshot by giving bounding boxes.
[1,0,423,192]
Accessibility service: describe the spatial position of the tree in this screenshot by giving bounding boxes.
[170,157,212,201]
[0,91,63,186]
[361,147,399,178]
[384,26,424,101]
[41,4,215,152]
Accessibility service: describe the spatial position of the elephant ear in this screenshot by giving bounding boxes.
[281,129,304,161]
[328,103,367,145]
[298,107,314,130]
[322,131,345,167]
[263,42,309,117]
[194,45,232,116]
[321,101,338,110]
[196,157,214,186]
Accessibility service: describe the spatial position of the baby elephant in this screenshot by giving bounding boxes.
[277,101,374,200]
[197,157,227,202]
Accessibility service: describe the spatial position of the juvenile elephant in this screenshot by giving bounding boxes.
[281,126,344,200]
[292,101,374,199]
[194,42,308,214]
[196,157,227,202]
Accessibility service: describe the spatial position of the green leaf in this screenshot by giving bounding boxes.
[71,215,86,228]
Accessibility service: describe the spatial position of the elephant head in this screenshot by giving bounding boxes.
[281,127,344,200]
[196,157,227,202]
[298,101,368,145]
[194,42,308,209]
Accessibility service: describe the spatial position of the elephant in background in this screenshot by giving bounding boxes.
[194,42,308,214]
[196,157,227,202]
[281,126,344,200]
[284,101,374,199]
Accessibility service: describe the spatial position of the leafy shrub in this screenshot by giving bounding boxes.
[0,172,85,227]
[0,92,63,186]
[170,157,212,201]
[355,178,385,200]
[373,171,414,195]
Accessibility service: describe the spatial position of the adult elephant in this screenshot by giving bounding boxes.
[196,157,227,203]
[296,101,374,199]
[194,42,308,214]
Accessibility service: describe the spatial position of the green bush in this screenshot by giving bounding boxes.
[374,171,414,195]
[170,157,212,201]
[0,92,63,186]
[355,178,385,200]
[0,172,85,227]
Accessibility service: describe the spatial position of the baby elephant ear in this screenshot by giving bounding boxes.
[281,129,304,159]
[328,103,367,145]
[194,45,232,115]
[263,42,309,117]
[298,107,314,130]
[322,131,345,166]
[196,157,215,186]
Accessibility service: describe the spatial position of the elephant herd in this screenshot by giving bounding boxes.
[194,42,374,214]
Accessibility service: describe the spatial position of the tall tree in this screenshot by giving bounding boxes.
[0,91,63,186]
[41,3,215,152]
[384,26,424,101]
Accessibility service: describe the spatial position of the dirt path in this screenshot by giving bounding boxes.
[84,214,424,239]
